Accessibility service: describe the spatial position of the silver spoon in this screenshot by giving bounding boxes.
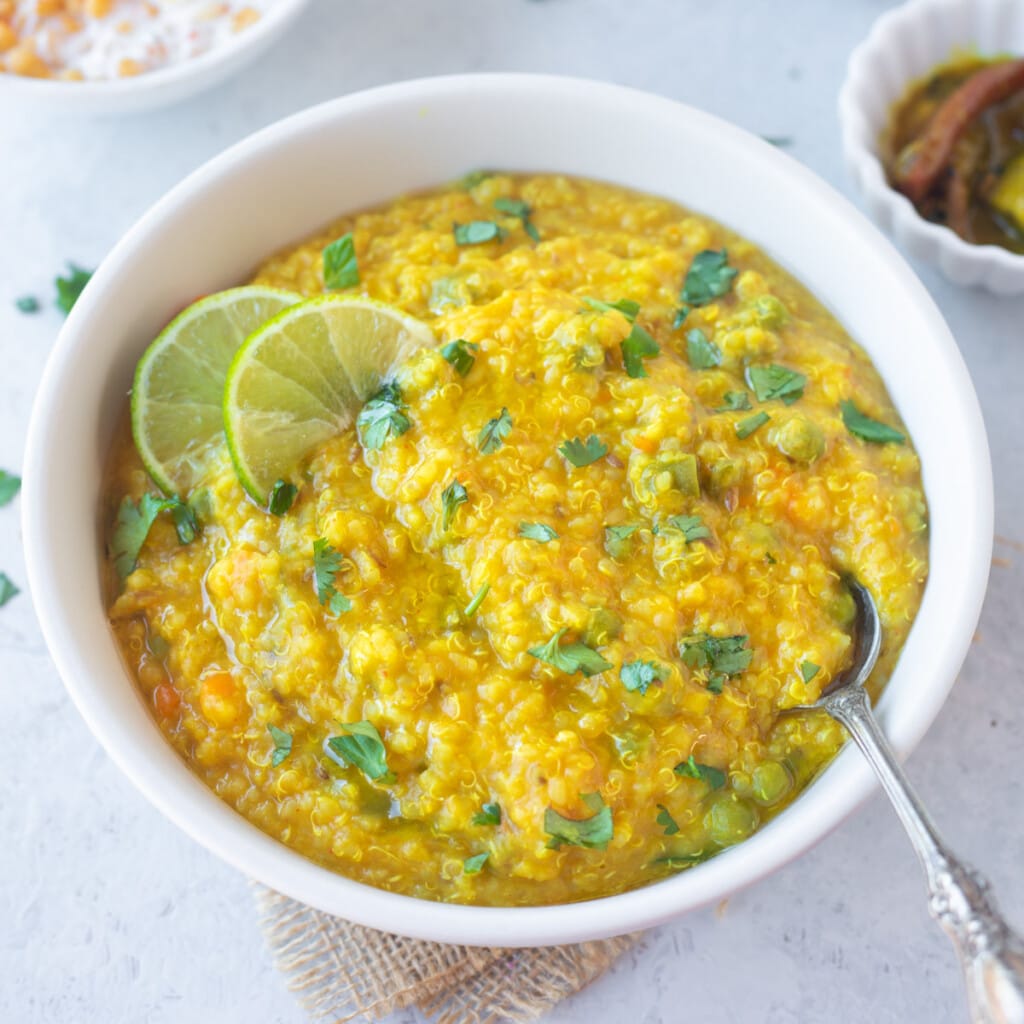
[794,576,1024,1023]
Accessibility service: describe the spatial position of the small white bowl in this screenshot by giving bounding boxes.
[22,74,993,946]
[839,0,1024,294]
[0,0,310,116]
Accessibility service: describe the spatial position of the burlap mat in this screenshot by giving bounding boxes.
[253,884,639,1023]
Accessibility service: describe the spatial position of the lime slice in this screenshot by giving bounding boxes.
[131,286,301,495]
[223,295,435,504]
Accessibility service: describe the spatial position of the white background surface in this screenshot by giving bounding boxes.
[2,1,1022,1022]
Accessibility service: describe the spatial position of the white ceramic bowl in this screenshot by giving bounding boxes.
[839,0,1024,294]
[22,74,993,947]
[0,0,310,115]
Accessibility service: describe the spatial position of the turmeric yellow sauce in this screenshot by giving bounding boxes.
[104,173,928,906]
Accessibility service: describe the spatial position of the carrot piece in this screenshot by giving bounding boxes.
[895,59,1024,204]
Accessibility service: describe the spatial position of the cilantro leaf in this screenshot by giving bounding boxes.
[494,197,540,241]
[267,479,298,516]
[680,249,737,307]
[661,514,711,543]
[800,660,820,684]
[674,755,727,789]
[621,323,660,378]
[441,480,468,531]
[544,792,613,850]
[672,305,692,329]
[478,407,512,454]
[312,537,351,615]
[453,221,507,245]
[325,721,393,782]
[268,724,293,767]
[604,524,639,559]
[559,435,608,467]
[620,660,666,695]
[656,804,680,836]
[717,390,751,412]
[0,573,18,607]
[440,338,478,376]
[357,383,411,450]
[322,232,359,289]
[685,328,722,370]
[747,364,806,404]
[583,297,641,321]
[528,628,612,677]
[55,263,93,315]
[518,522,558,543]
[472,802,502,826]
[0,470,21,507]
[15,296,39,314]
[463,852,490,874]
[111,494,197,580]
[680,634,752,690]
[464,582,490,617]
[736,411,770,439]
[840,400,905,444]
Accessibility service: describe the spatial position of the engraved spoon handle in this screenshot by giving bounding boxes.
[825,686,1024,1024]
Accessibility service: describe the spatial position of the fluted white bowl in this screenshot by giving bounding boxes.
[839,0,1024,294]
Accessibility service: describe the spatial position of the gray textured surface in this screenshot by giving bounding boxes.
[2,1,1022,1021]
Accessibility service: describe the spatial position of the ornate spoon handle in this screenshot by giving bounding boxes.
[825,687,1024,1024]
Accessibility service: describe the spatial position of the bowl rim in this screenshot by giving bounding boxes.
[838,0,1024,280]
[22,72,994,946]
[0,0,310,111]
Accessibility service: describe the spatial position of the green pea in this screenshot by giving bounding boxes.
[751,761,793,806]
[704,793,759,847]
[752,295,788,330]
[773,416,825,464]
[584,607,622,646]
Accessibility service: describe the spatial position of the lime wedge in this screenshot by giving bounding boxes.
[223,295,435,504]
[131,286,300,495]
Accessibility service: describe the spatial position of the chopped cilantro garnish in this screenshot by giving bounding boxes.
[110,494,198,580]
[680,249,737,308]
[747,364,806,404]
[717,390,751,412]
[680,634,752,692]
[673,305,692,329]
[463,852,490,874]
[325,721,393,782]
[621,323,660,378]
[620,660,666,695]
[453,221,507,245]
[322,232,359,290]
[674,755,727,789]
[656,804,680,836]
[441,480,468,531]
[544,792,613,850]
[440,338,478,376]
[0,470,21,507]
[685,328,721,369]
[267,479,297,516]
[472,802,502,826]
[660,514,711,543]
[528,628,612,677]
[478,407,512,454]
[268,724,293,767]
[15,296,39,314]
[604,524,639,559]
[800,660,820,684]
[312,538,352,615]
[736,411,770,439]
[840,400,905,444]
[559,435,608,467]
[0,573,18,607]
[519,522,558,543]
[55,263,93,315]
[583,297,641,320]
[464,582,490,617]
[357,382,411,450]
[494,197,540,241]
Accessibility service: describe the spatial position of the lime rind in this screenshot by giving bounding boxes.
[131,286,301,495]
[223,295,434,505]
